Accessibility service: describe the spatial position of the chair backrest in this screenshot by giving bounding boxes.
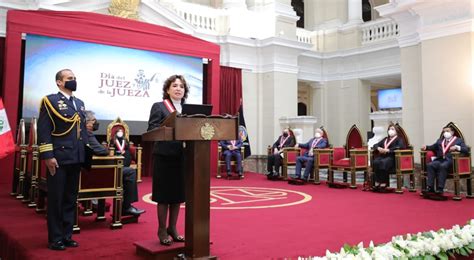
[394,123,410,149]
[320,127,331,147]
[440,122,465,140]
[106,117,130,144]
[16,119,26,145]
[29,117,38,146]
[345,125,363,157]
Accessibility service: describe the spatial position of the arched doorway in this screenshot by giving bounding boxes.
[298,102,307,116]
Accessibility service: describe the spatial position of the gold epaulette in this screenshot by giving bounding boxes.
[39,143,53,153]
[41,96,81,138]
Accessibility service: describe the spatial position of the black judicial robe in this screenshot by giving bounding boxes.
[372,136,405,183]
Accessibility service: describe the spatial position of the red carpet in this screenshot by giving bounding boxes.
[1,172,474,259]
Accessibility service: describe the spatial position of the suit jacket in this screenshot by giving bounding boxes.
[373,136,405,158]
[426,137,469,162]
[219,140,243,151]
[272,135,296,151]
[147,100,183,157]
[298,137,328,157]
[37,92,88,165]
[87,131,108,156]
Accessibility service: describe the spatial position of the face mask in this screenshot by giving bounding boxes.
[92,121,100,131]
[443,131,452,139]
[315,133,321,138]
[283,132,289,137]
[64,80,77,91]
[388,129,396,137]
[116,131,124,138]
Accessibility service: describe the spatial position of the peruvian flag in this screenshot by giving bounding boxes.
[0,98,15,159]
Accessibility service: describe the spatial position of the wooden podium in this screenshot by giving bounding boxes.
[139,113,238,259]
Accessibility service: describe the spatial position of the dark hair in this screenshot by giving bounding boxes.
[162,75,189,103]
[55,69,72,85]
[387,123,398,135]
[443,126,454,131]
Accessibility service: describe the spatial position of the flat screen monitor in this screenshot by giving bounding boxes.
[378,88,402,110]
[22,34,204,135]
[182,104,213,116]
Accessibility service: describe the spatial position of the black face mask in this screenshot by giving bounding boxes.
[64,80,77,91]
[92,121,100,131]
[283,132,289,137]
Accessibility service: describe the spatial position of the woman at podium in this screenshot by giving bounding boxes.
[147,75,189,246]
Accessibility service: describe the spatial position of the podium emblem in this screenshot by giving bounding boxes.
[200,123,215,140]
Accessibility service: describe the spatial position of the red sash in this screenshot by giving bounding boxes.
[441,136,457,157]
[163,99,176,113]
[278,135,290,149]
[115,139,125,154]
[383,136,397,149]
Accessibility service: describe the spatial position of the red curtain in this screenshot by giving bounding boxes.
[219,66,242,115]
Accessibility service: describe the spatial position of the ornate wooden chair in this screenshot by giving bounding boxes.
[11,119,27,199]
[328,125,369,189]
[266,129,297,180]
[37,155,125,232]
[420,122,472,200]
[24,117,40,207]
[312,128,332,184]
[106,117,143,182]
[369,123,415,193]
[217,144,244,179]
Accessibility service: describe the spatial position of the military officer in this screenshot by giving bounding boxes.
[38,69,88,251]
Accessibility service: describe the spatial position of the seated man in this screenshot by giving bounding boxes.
[421,125,469,195]
[219,139,243,178]
[293,128,328,181]
[85,111,108,157]
[372,123,405,191]
[108,126,145,216]
[267,128,295,180]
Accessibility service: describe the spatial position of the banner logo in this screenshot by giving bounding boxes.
[98,70,157,98]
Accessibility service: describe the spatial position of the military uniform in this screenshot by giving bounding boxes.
[37,92,88,244]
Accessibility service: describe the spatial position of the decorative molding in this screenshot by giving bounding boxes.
[279,116,317,125]
[376,0,474,47]
[141,0,195,33]
[369,110,403,121]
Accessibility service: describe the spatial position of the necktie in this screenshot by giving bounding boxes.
[69,96,77,110]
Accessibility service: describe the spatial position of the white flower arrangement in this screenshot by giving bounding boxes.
[299,219,474,260]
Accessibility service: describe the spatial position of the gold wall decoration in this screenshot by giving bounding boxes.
[108,0,141,20]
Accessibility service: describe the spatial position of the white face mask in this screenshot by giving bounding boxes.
[315,132,322,138]
[388,129,396,137]
[443,131,452,139]
[116,131,124,138]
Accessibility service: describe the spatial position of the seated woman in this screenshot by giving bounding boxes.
[372,123,405,191]
[267,128,296,180]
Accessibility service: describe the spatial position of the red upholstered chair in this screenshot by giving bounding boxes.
[281,147,303,180]
[312,128,332,184]
[420,122,472,200]
[106,117,143,182]
[369,123,415,193]
[36,154,126,231]
[217,145,245,178]
[328,125,369,189]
